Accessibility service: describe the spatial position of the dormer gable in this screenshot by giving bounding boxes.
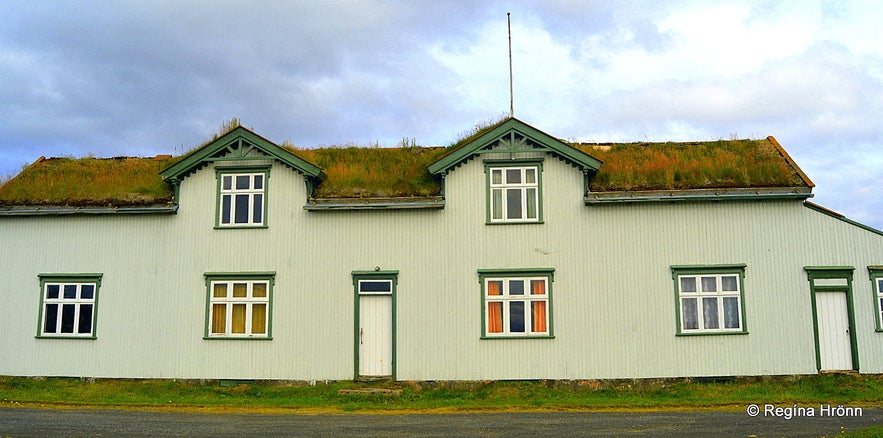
[428,117,602,176]
[160,126,325,184]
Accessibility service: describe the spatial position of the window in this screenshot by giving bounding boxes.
[672,265,747,335]
[216,168,268,227]
[37,274,102,338]
[870,267,883,332]
[479,269,554,338]
[486,161,542,223]
[204,273,274,339]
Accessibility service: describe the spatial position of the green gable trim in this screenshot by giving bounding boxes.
[161,126,324,182]
[804,202,883,237]
[428,118,601,176]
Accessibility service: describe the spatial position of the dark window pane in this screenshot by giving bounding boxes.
[509,301,525,332]
[723,297,740,329]
[236,175,250,190]
[491,169,502,185]
[701,277,717,292]
[234,194,249,223]
[47,285,59,299]
[222,175,232,190]
[253,194,263,224]
[254,175,263,190]
[509,280,524,295]
[506,189,522,219]
[221,195,232,224]
[63,285,77,299]
[44,304,58,333]
[506,169,521,184]
[681,298,698,330]
[703,297,719,329]
[81,284,94,299]
[680,277,696,293]
[360,281,392,293]
[60,304,76,333]
[78,304,93,334]
[721,276,738,291]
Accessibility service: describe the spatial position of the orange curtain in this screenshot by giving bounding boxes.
[487,281,503,333]
[251,304,267,334]
[531,280,547,332]
[231,304,246,334]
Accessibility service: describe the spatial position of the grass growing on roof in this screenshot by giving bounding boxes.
[579,138,806,191]
[293,145,447,198]
[0,156,175,206]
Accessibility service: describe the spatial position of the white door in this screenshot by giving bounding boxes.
[816,291,853,371]
[359,294,393,377]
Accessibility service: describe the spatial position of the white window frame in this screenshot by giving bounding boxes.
[479,270,553,338]
[673,266,747,335]
[217,170,267,227]
[206,277,272,339]
[487,164,541,223]
[37,274,101,338]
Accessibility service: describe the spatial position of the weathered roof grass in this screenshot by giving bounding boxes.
[0,134,811,207]
[292,145,447,198]
[579,137,810,191]
[0,156,175,206]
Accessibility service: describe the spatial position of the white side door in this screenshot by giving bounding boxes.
[816,291,853,371]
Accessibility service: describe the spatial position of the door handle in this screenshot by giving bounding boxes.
[360,328,364,344]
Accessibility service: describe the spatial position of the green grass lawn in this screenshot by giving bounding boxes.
[1,374,881,413]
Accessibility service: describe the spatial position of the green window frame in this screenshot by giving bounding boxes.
[204,272,275,340]
[215,166,270,229]
[870,267,883,332]
[484,159,544,224]
[478,268,554,339]
[36,273,102,339]
[672,265,748,336]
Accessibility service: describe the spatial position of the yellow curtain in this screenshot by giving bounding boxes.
[487,281,503,333]
[251,304,267,334]
[211,304,226,334]
[232,304,246,333]
[531,280,547,332]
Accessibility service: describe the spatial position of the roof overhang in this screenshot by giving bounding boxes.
[304,197,445,211]
[0,204,178,216]
[585,187,813,204]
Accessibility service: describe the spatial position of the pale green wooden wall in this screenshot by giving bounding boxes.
[1,153,881,380]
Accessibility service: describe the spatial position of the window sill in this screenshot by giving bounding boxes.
[676,331,748,337]
[481,335,554,340]
[35,335,97,340]
[203,336,273,340]
[485,221,544,226]
[213,225,269,230]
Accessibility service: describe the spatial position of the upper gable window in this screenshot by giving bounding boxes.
[486,160,543,224]
[216,167,269,228]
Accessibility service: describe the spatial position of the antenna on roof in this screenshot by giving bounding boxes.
[508,12,514,118]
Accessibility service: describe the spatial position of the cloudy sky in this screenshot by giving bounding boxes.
[1,1,880,229]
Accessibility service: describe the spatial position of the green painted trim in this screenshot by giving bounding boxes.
[483,161,545,225]
[36,274,103,339]
[214,167,270,229]
[671,265,748,336]
[868,267,883,332]
[428,118,601,175]
[161,126,324,181]
[805,202,883,238]
[203,272,275,340]
[304,198,445,211]
[804,267,859,371]
[477,268,555,339]
[0,206,177,216]
[585,188,812,204]
[352,270,398,381]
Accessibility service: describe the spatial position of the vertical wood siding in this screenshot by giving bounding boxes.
[1,156,882,380]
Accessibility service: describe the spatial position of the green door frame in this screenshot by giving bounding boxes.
[804,266,859,372]
[352,270,398,381]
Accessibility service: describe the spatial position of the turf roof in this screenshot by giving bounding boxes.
[0,135,812,208]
